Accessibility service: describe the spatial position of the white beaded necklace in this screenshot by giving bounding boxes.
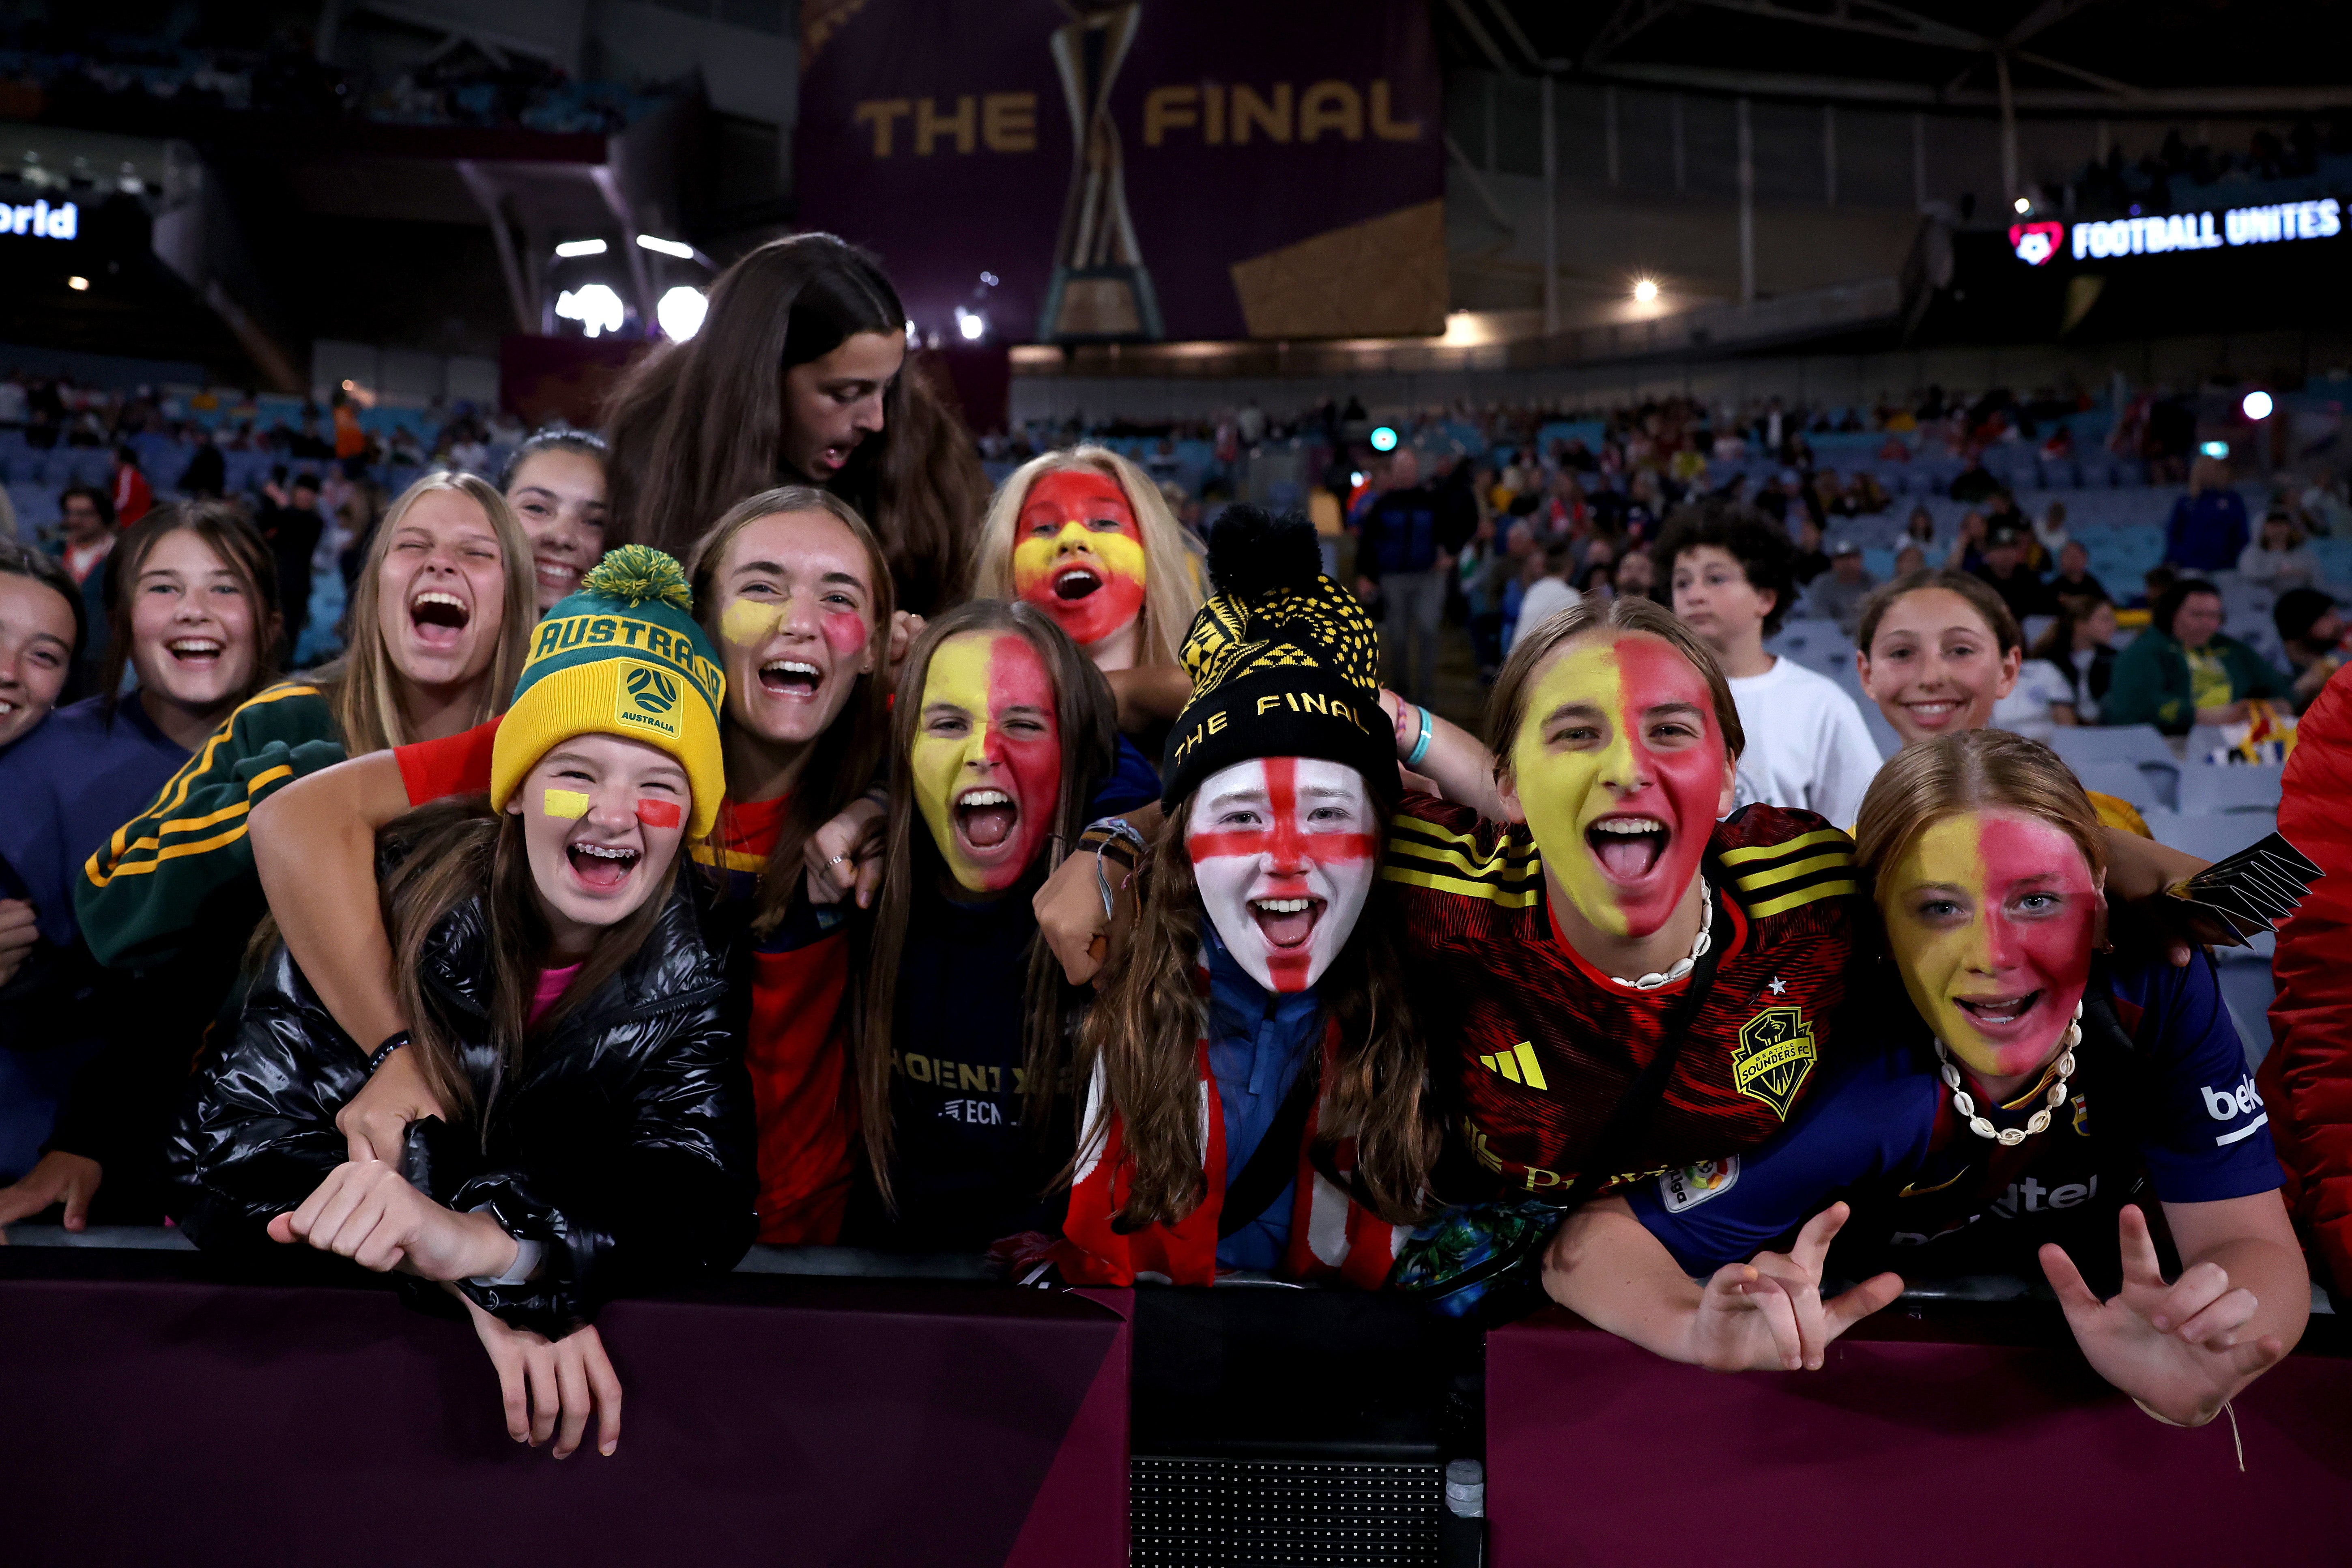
[1934,1001,2083,1146]
[1608,880,1713,990]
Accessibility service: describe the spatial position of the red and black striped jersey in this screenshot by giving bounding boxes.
[1381,793,1862,1201]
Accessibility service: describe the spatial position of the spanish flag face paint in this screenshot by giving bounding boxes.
[911,631,1064,895]
[1880,809,2100,1082]
[1010,470,1147,652]
[1505,631,1729,939]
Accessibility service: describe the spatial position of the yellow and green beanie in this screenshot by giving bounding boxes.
[489,545,727,838]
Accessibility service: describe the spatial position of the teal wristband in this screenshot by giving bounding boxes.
[1406,706,1434,768]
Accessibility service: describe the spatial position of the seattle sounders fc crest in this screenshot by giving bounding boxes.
[1732,1007,1817,1120]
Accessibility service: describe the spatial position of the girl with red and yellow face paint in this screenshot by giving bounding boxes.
[1010,470,1149,663]
[911,629,1064,895]
[1879,807,2101,1088]
[1500,630,1736,942]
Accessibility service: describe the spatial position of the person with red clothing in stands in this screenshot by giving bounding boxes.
[246,487,900,1245]
[110,445,153,528]
[2257,662,2352,1303]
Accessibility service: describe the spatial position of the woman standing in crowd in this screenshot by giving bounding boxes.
[11,473,533,1232]
[849,601,1132,1250]
[603,233,988,617]
[968,446,1202,676]
[2104,578,2293,735]
[501,427,609,615]
[1542,732,2307,1426]
[1049,510,1435,1287]
[0,506,282,1220]
[247,490,897,1247]
[174,546,753,1460]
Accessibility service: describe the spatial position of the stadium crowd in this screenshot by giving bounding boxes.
[2,234,2347,1464]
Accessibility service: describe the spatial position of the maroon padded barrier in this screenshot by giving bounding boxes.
[0,1264,1128,1568]
[1488,1310,2351,1567]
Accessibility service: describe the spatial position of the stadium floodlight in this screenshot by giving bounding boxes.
[2242,390,2274,421]
[554,239,607,258]
[658,285,708,342]
[1632,277,1659,303]
[67,275,88,291]
[1369,426,1399,452]
[2013,197,2032,215]
[636,234,695,259]
[2200,440,2231,460]
[954,306,987,342]
[555,283,626,338]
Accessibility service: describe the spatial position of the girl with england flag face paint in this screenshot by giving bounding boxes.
[1185,756,1380,994]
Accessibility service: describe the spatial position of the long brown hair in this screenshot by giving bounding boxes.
[1852,729,2109,894]
[602,233,987,615]
[969,445,1204,666]
[98,501,284,719]
[684,484,894,936]
[1075,792,1437,1230]
[316,471,535,754]
[855,600,1118,1205]
[375,798,684,1125]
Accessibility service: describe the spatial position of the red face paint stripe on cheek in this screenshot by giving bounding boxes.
[821,610,868,659]
[635,799,683,828]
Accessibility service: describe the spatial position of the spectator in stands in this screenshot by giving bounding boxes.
[1973,525,2058,624]
[1894,542,1928,577]
[848,602,1133,1250]
[1354,448,1475,708]
[2016,595,2120,729]
[173,548,753,1460]
[2050,540,2110,608]
[1789,515,1830,585]
[1944,510,1989,575]
[605,233,988,617]
[110,445,153,528]
[2238,508,2326,592]
[1804,539,1879,638]
[0,542,81,758]
[1614,546,1659,606]
[2256,657,2352,1300]
[499,427,610,615]
[1575,545,1620,601]
[177,427,225,500]
[259,472,327,659]
[2165,455,2250,572]
[2130,564,2178,612]
[2275,587,2347,703]
[1661,507,1879,828]
[2295,465,2349,537]
[330,389,366,467]
[2105,579,2293,735]
[2034,499,2072,566]
[1904,506,1937,551]
[0,506,282,1224]
[1509,538,1579,653]
[1047,513,1430,1288]
[43,475,535,1231]
[1543,731,2308,1426]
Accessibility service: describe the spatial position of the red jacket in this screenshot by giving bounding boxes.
[2259,669,2352,1294]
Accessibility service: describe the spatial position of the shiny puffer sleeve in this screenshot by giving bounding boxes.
[168,945,364,1254]
[451,987,757,1339]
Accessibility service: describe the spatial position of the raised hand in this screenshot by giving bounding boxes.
[2039,1205,2288,1428]
[268,1159,516,1282]
[804,792,886,909]
[1682,1202,1904,1372]
[458,1292,622,1459]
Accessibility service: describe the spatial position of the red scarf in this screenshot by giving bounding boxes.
[1050,1019,1405,1289]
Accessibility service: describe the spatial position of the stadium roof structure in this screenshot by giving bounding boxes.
[1437,0,2352,113]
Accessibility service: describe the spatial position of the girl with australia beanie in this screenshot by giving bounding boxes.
[172,546,755,1460]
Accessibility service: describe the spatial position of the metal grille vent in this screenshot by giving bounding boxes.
[1131,1456,1443,1566]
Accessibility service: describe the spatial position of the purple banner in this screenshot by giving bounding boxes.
[795,0,1445,344]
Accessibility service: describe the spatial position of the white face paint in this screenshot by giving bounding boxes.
[1185,756,1380,994]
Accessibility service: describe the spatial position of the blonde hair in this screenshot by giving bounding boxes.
[1484,593,1746,785]
[320,470,535,754]
[1852,730,2108,894]
[970,445,1203,667]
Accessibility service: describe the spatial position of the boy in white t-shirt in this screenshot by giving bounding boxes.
[1660,506,1881,828]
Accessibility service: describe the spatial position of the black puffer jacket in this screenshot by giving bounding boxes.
[170,880,756,1338]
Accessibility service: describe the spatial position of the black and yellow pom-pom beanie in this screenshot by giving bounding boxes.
[1159,506,1390,809]
[489,544,728,837]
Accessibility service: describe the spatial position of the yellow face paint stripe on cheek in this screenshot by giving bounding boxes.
[1886,815,1998,1063]
[719,598,785,647]
[542,788,591,819]
[1511,641,1636,937]
[910,633,1001,884]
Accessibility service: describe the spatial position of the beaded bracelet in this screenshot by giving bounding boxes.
[367,1031,411,1075]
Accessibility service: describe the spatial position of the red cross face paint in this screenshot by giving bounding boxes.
[1880,808,2101,1082]
[1504,631,1731,939]
[1010,470,1147,654]
[1186,757,1380,993]
[911,631,1064,894]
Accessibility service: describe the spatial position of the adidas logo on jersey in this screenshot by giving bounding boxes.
[1477,1040,1549,1091]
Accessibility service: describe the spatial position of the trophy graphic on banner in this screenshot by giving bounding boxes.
[1036,1,1165,342]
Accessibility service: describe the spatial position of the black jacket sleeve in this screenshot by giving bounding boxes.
[450,993,757,1338]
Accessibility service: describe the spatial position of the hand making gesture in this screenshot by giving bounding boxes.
[1682,1202,1905,1373]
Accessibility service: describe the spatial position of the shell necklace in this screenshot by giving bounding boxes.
[1934,1000,2083,1146]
